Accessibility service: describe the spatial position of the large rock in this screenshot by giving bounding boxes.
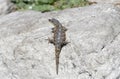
[88,0,120,4]
[0,0,16,15]
[0,4,120,79]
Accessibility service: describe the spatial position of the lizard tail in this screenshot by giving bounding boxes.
[55,49,61,75]
[55,54,59,75]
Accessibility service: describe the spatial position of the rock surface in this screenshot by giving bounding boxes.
[0,0,16,15]
[88,0,120,4]
[0,4,120,79]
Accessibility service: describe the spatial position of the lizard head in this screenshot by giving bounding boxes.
[49,18,60,27]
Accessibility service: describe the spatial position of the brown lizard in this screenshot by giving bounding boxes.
[48,18,68,74]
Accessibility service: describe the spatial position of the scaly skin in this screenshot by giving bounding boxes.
[48,18,68,74]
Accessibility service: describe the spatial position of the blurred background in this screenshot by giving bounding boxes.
[11,0,89,12]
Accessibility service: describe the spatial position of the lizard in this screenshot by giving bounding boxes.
[48,18,68,74]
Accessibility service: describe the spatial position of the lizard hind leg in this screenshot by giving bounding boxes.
[62,41,69,47]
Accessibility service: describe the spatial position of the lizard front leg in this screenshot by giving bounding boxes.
[52,28,55,33]
[63,26,67,31]
[48,37,55,45]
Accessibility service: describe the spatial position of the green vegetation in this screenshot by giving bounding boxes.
[11,0,89,12]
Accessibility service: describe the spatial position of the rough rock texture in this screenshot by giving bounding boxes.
[0,0,16,15]
[0,4,120,79]
[88,0,120,4]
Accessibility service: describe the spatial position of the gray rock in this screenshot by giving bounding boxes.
[88,0,120,4]
[0,4,120,79]
[0,0,16,15]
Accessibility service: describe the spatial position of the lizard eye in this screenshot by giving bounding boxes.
[48,19,51,22]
